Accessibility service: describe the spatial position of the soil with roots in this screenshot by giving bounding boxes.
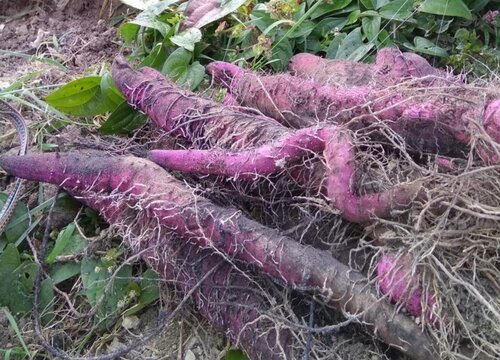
[1,1,499,360]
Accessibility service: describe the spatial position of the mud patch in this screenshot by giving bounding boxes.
[0,0,119,80]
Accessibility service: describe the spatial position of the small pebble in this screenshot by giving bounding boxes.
[184,349,196,360]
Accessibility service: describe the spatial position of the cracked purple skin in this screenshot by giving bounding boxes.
[377,253,439,327]
[0,152,436,360]
[113,58,424,223]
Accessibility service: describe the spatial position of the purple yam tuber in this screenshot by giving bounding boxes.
[113,57,425,222]
[377,253,439,327]
[208,59,499,160]
[289,48,449,88]
[0,152,437,360]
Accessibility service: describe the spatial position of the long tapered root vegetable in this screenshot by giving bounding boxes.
[377,253,440,327]
[207,59,499,161]
[113,57,426,222]
[289,48,449,87]
[0,152,437,360]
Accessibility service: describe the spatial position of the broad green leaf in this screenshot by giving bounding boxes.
[225,349,248,360]
[170,28,202,52]
[270,38,293,71]
[50,262,81,285]
[46,223,87,265]
[100,101,148,135]
[379,0,414,21]
[0,193,29,244]
[374,0,391,9]
[81,258,133,329]
[162,47,192,80]
[119,23,139,43]
[403,36,449,57]
[178,61,205,91]
[464,0,490,13]
[139,43,168,69]
[326,33,347,59]
[40,278,55,324]
[46,223,76,265]
[360,0,375,9]
[123,269,160,316]
[46,76,118,117]
[288,21,315,38]
[310,0,353,19]
[362,14,381,42]
[419,0,472,20]
[336,27,374,61]
[45,76,101,108]
[0,245,31,314]
[53,88,117,117]
[131,11,171,36]
[100,73,125,106]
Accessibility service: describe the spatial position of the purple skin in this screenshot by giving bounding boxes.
[149,127,328,180]
[207,61,470,157]
[377,253,440,328]
[289,47,449,88]
[0,152,436,360]
[479,99,500,164]
[112,56,287,150]
[222,92,239,106]
[322,129,425,221]
[113,57,427,223]
[149,126,424,223]
[207,60,377,128]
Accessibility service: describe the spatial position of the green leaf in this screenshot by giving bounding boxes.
[178,61,205,91]
[403,36,449,57]
[123,269,160,316]
[100,101,148,135]
[379,0,414,21]
[288,20,315,38]
[419,0,472,20]
[119,23,139,43]
[45,223,87,265]
[50,262,81,285]
[40,278,55,324]
[270,38,293,71]
[336,27,374,61]
[81,258,133,329]
[170,28,202,52]
[162,47,192,80]
[45,76,117,117]
[100,73,125,106]
[225,349,248,360]
[326,33,347,59]
[45,76,101,108]
[310,0,353,19]
[0,245,31,314]
[362,14,381,42]
[130,10,171,36]
[139,43,168,69]
[0,193,29,244]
